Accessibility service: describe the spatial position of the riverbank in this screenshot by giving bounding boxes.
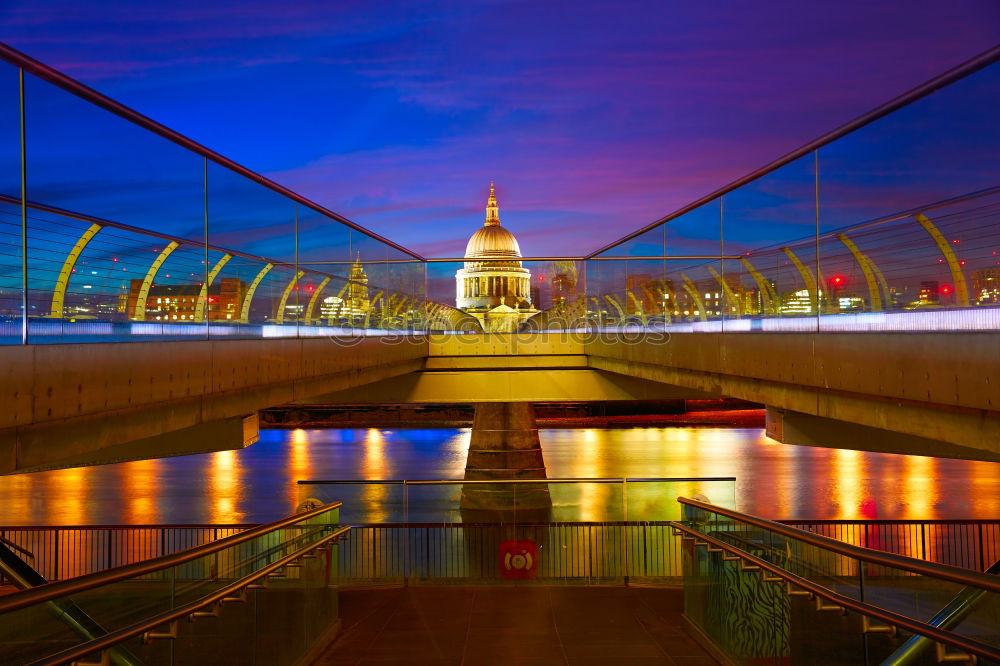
[259,399,763,429]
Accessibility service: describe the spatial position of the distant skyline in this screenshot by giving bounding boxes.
[1,1,999,257]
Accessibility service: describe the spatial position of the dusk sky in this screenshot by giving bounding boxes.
[1,1,999,258]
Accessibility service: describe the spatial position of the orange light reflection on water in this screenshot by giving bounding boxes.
[288,428,314,509]
[831,448,865,520]
[49,467,91,525]
[901,456,937,521]
[361,428,391,522]
[572,429,609,522]
[122,458,161,524]
[208,450,243,523]
[2,427,1000,527]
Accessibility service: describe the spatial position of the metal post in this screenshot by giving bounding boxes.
[921,523,927,562]
[203,158,209,340]
[402,481,409,584]
[813,149,821,328]
[978,524,986,572]
[719,195,725,328]
[294,202,299,335]
[622,479,629,584]
[19,68,27,345]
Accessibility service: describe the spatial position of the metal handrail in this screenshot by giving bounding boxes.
[679,496,1000,593]
[0,41,422,261]
[2,515,990,531]
[421,256,744,262]
[0,535,34,560]
[783,518,1000,526]
[0,501,342,615]
[345,520,677,528]
[585,44,1000,258]
[0,524,251,530]
[298,476,737,485]
[29,525,351,666]
[670,521,1000,663]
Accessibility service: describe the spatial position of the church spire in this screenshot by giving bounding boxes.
[485,180,500,226]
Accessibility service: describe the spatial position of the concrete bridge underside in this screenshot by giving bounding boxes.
[307,332,1000,463]
[587,332,1000,462]
[3,332,998,473]
[0,337,426,473]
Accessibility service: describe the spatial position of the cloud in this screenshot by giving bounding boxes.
[2,0,997,260]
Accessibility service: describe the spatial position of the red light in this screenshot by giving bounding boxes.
[306,285,314,292]
[112,257,118,262]
[208,296,217,303]
[830,275,844,287]
[952,239,960,244]
[960,260,966,266]
[538,275,545,281]
[941,285,953,295]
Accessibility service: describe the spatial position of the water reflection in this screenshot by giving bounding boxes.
[901,455,937,520]
[208,450,242,524]
[0,426,998,526]
[573,430,604,521]
[361,428,390,523]
[832,448,865,520]
[122,458,161,524]
[49,467,91,525]
[288,428,313,510]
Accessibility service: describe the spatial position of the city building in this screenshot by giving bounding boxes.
[918,280,941,305]
[319,257,372,322]
[455,184,538,331]
[551,268,577,307]
[973,267,1000,304]
[119,276,246,321]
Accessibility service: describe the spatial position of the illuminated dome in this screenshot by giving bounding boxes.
[455,183,537,332]
[464,182,522,260]
[465,224,522,259]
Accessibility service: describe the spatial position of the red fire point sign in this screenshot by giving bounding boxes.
[499,540,538,580]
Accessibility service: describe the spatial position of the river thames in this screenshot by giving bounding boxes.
[1,426,998,526]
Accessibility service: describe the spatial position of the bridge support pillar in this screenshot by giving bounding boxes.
[461,402,551,519]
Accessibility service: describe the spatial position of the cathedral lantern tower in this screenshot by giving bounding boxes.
[455,183,537,331]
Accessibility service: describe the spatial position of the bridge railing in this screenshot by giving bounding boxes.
[5,40,999,340]
[4,515,997,588]
[0,42,487,344]
[0,502,345,666]
[675,496,1000,665]
[297,477,736,585]
[579,46,1000,333]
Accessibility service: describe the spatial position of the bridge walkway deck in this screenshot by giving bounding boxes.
[314,585,717,666]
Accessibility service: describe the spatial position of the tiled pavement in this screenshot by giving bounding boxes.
[313,586,719,666]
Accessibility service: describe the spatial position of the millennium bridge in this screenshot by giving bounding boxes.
[0,41,999,666]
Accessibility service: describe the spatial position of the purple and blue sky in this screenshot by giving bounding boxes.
[1,1,999,258]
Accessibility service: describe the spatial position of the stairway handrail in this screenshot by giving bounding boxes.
[678,496,1000,593]
[671,521,1000,663]
[0,501,342,615]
